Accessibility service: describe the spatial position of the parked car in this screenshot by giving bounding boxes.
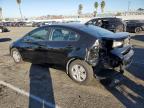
[85,17,126,32]
[38,21,59,27]
[15,22,26,27]
[0,26,9,33]
[32,22,41,27]
[125,20,144,33]
[0,22,26,27]
[2,22,12,26]
[65,20,81,24]
[25,22,33,27]
[10,24,134,85]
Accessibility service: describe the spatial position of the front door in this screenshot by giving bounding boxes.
[21,27,50,63]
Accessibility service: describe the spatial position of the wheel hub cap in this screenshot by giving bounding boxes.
[12,51,21,62]
[71,64,87,82]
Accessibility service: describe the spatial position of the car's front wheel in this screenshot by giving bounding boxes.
[11,48,22,63]
[68,60,94,85]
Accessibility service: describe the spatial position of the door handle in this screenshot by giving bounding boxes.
[26,47,34,51]
[66,45,73,49]
[26,45,34,50]
[38,44,46,48]
[27,49,34,51]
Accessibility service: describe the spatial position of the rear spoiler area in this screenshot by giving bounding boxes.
[99,32,130,41]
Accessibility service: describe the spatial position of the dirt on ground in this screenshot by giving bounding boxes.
[0,27,144,108]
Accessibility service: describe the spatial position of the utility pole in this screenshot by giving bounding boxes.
[0,7,2,20]
[128,1,131,12]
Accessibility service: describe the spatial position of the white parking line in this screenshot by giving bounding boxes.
[0,80,60,108]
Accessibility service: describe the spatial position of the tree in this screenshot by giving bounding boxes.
[16,0,23,20]
[5,18,10,21]
[78,4,83,18]
[101,0,105,14]
[94,2,98,17]
[115,12,122,16]
[137,8,144,11]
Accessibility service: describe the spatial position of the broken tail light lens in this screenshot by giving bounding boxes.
[113,41,123,48]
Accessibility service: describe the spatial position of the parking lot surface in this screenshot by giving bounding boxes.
[0,27,144,108]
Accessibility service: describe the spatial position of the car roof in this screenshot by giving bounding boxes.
[42,23,87,30]
[42,23,114,38]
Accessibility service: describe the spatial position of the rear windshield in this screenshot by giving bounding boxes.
[80,25,114,37]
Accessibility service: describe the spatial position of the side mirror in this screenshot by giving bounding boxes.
[23,36,33,43]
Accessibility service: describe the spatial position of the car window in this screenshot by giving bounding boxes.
[87,19,104,27]
[29,28,49,41]
[87,20,94,25]
[87,19,97,25]
[49,28,80,41]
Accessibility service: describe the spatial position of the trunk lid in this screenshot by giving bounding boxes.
[98,32,129,41]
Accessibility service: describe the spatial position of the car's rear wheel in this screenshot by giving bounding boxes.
[68,60,94,85]
[11,48,22,63]
[135,27,142,33]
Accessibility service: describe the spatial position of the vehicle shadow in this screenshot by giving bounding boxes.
[29,64,56,108]
[101,70,144,108]
[0,38,12,42]
[132,34,144,42]
[127,47,144,81]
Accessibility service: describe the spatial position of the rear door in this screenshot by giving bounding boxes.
[45,27,80,65]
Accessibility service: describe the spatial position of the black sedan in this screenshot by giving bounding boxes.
[125,20,144,33]
[10,24,134,85]
[85,17,126,32]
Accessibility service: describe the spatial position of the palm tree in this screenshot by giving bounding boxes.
[16,0,23,20]
[0,7,2,19]
[94,2,98,17]
[101,0,105,14]
[78,4,83,18]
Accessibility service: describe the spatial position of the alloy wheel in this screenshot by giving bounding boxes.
[12,50,21,63]
[71,64,87,82]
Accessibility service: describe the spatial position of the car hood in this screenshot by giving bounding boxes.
[98,32,129,41]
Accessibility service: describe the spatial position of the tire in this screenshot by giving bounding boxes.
[135,27,142,33]
[68,60,94,85]
[11,48,22,63]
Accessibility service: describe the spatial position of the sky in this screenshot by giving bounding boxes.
[0,0,144,18]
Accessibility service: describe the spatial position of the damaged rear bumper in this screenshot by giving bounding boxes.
[95,45,134,82]
[111,45,134,68]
